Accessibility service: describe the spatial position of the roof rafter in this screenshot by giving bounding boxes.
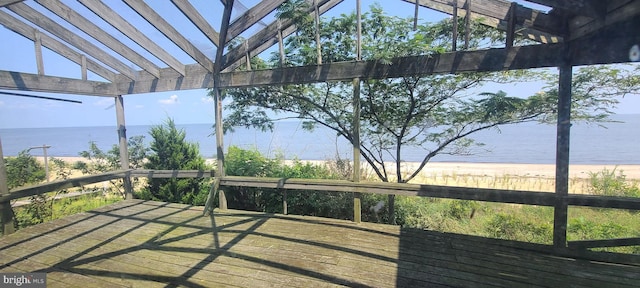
[568,0,640,40]
[0,70,116,96]
[122,0,215,72]
[0,0,22,8]
[226,0,287,42]
[0,10,115,82]
[34,0,161,78]
[403,0,564,42]
[170,0,220,47]
[526,0,606,18]
[77,0,186,76]
[222,0,344,71]
[6,3,137,80]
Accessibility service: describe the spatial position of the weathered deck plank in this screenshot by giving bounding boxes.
[1,200,638,287]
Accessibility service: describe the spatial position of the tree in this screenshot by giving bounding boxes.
[78,135,149,196]
[4,151,45,190]
[142,118,209,205]
[216,3,639,221]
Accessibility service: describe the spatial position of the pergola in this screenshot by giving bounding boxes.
[1,0,640,252]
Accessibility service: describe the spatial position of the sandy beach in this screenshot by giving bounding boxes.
[32,156,639,194]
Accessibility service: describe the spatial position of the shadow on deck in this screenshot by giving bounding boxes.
[0,200,638,287]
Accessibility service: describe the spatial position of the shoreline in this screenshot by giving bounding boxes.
[42,156,640,180]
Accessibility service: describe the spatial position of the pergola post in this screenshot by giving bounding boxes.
[115,95,132,199]
[352,0,362,223]
[553,62,572,248]
[0,137,15,236]
[212,0,235,211]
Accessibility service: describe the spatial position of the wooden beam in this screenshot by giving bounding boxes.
[568,1,640,41]
[506,2,517,48]
[130,170,216,178]
[115,32,640,94]
[115,96,132,199]
[526,0,606,18]
[553,61,572,249]
[77,0,186,76]
[452,0,458,51]
[569,237,640,249]
[0,137,15,235]
[0,11,115,82]
[171,0,220,47]
[226,0,287,41]
[0,70,116,96]
[81,55,87,80]
[6,3,136,80]
[222,0,344,70]
[35,0,161,78]
[464,0,471,49]
[214,0,235,211]
[34,30,44,75]
[218,176,559,206]
[122,0,215,72]
[0,0,23,7]
[400,0,564,42]
[0,170,130,202]
[352,78,361,223]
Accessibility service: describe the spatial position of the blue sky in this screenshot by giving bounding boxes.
[0,0,639,129]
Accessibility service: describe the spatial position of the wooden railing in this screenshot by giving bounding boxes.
[2,169,640,254]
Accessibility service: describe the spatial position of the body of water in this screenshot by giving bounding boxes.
[1,114,638,164]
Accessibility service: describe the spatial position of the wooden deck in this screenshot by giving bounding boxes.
[0,200,638,287]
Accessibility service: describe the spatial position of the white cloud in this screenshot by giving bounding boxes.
[159,94,179,105]
[201,97,214,103]
[93,98,113,107]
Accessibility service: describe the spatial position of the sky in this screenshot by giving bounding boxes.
[0,0,639,129]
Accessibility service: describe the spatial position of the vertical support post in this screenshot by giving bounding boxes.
[506,2,517,48]
[356,0,362,61]
[0,137,16,236]
[34,30,44,75]
[244,41,251,70]
[452,0,458,51]
[277,20,285,67]
[42,145,49,182]
[283,190,288,215]
[352,0,362,223]
[353,78,361,223]
[81,55,88,80]
[413,0,419,31]
[464,0,471,50]
[115,95,132,199]
[553,62,572,249]
[314,0,322,64]
[212,0,235,211]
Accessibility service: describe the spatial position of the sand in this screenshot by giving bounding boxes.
[35,157,640,194]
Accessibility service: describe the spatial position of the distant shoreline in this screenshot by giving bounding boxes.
[43,156,640,180]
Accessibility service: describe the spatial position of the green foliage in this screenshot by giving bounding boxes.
[223,146,353,218]
[79,135,149,196]
[140,118,209,205]
[485,212,552,243]
[4,151,46,190]
[220,6,633,184]
[588,167,640,197]
[568,216,629,240]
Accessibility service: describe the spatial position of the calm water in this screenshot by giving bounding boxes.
[1,114,638,164]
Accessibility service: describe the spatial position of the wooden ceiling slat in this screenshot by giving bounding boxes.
[568,0,640,40]
[77,0,186,76]
[35,0,161,78]
[122,0,215,72]
[226,0,287,42]
[402,0,564,41]
[0,0,23,8]
[0,70,115,96]
[526,0,606,18]
[222,0,344,70]
[170,0,220,47]
[0,8,117,81]
[6,3,137,80]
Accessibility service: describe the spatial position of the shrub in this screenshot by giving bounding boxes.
[140,118,210,205]
[588,168,640,197]
[4,151,46,190]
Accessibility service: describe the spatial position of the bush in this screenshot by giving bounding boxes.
[589,168,640,197]
[4,151,46,190]
[485,212,552,243]
[140,118,210,205]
